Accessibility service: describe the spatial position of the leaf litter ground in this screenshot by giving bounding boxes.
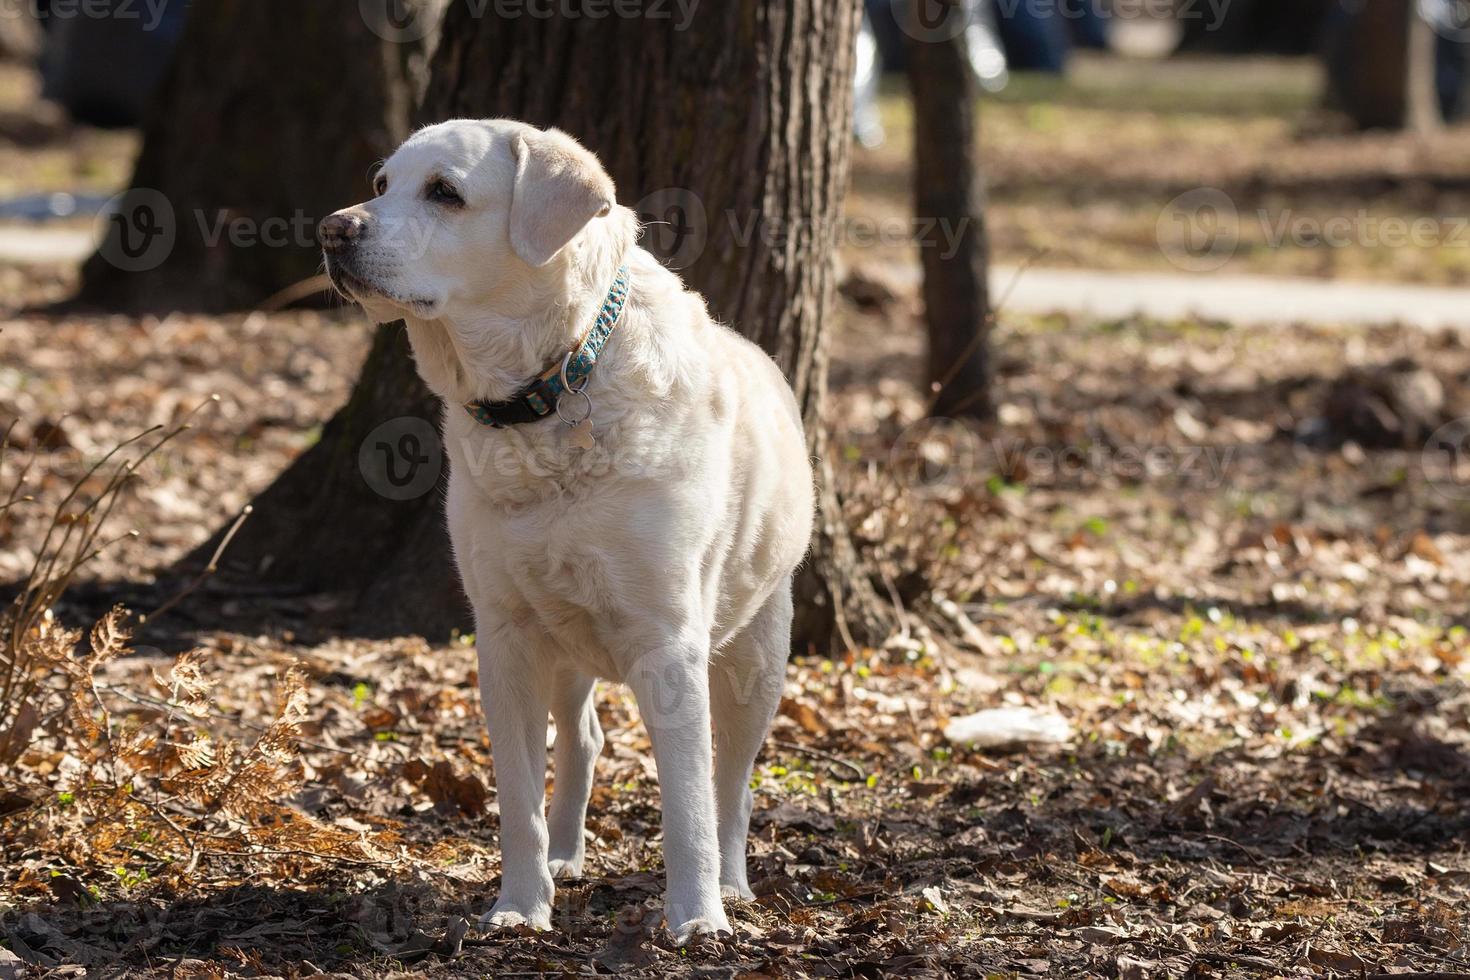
[3,264,1469,977]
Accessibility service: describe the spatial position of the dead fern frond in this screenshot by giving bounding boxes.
[87,606,132,665]
[169,651,214,700]
[0,409,335,884]
[174,733,215,770]
[154,650,215,718]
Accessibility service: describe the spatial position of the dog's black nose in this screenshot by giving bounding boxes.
[319,211,364,253]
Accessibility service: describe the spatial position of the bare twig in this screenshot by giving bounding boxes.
[140,504,253,625]
[769,738,867,782]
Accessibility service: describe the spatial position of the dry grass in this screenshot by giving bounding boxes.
[850,54,1470,285]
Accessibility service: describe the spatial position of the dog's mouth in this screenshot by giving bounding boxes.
[325,257,438,317]
[325,260,376,303]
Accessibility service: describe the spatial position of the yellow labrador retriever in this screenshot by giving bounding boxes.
[320,119,814,941]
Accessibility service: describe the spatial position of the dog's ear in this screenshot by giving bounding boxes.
[508,130,615,268]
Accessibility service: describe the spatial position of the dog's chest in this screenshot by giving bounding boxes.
[447,465,627,673]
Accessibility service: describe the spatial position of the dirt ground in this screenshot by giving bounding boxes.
[3,55,1470,979]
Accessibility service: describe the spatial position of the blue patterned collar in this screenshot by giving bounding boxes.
[464,265,630,428]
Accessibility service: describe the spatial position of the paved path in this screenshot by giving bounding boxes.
[985,265,1470,331]
[1,223,1466,330]
[0,226,94,264]
[888,262,1470,331]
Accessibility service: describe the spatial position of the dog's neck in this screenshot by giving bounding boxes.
[402,209,636,407]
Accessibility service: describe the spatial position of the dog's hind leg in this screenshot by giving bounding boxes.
[547,669,602,879]
[711,578,792,901]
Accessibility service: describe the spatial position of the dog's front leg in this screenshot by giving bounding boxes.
[627,644,730,942]
[477,631,555,931]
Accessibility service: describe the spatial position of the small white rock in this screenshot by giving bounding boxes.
[943,707,1072,748]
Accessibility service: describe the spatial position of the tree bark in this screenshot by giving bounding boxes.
[1173,0,1333,55]
[72,0,438,312]
[203,0,887,650]
[1327,0,1441,131]
[904,3,991,421]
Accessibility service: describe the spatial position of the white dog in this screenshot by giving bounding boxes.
[320,119,814,941]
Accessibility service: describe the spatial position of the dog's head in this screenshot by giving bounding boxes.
[320,119,619,322]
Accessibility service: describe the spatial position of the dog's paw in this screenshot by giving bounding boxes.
[547,856,584,879]
[667,913,732,946]
[720,882,756,902]
[477,901,552,932]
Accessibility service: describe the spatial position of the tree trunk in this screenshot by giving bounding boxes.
[904,3,991,421]
[1327,0,1441,131]
[203,0,888,651]
[72,0,438,312]
[1173,0,1333,55]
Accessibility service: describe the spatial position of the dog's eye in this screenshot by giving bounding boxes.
[372,174,388,197]
[427,179,464,207]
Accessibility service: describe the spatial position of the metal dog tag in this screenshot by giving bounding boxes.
[567,418,596,450]
[556,367,596,453]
